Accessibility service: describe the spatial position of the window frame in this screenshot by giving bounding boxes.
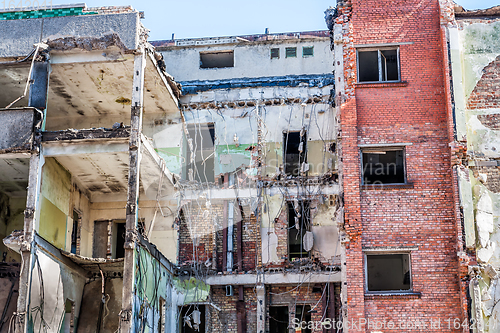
[270,47,280,59]
[360,146,407,185]
[356,46,400,83]
[364,251,413,294]
[302,46,314,58]
[285,47,297,58]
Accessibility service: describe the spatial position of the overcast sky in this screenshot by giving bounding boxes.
[77,0,499,41]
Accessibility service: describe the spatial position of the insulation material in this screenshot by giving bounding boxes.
[476,185,494,249]
[261,228,279,264]
[29,250,65,333]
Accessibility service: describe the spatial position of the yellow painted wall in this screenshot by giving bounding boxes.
[39,158,71,249]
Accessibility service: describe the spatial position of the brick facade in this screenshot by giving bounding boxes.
[337,0,466,331]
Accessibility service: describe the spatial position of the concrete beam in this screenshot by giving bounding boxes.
[42,139,128,156]
[181,184,340,200]
[204,270,341,286]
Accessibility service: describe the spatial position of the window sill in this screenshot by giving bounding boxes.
[361,183,414,190]
[355,81,408,88]
[365,292,421,299]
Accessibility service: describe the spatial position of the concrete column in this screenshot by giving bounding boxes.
[15,56,48,333]
[119,47,145,333]
[470,277,484,333]
[256,284,266,333]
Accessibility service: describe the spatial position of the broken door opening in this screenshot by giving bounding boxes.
[70,210,80,254]
[295,304,312,333]
[184,123,215,183]
[284,131,307,176]
[112,220,126,259]
[288,201,311,260]
[269,306,289,333]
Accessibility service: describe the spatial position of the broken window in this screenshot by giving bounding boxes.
[357,48,399,82]
[295,304,312,333]
[184,123,215,183]
[285,47,297,58]
[269,306,289,333]
[366,253,411,292]
[283,131,307,176]
[70,210,80,254]
[271,48,280,59]
[302,46,314,57]
[362,148,405,184]
[200,51,234,68]
[180,305,205,333]
[288,201,311,260]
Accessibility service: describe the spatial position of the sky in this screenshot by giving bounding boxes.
[75,0,499,41]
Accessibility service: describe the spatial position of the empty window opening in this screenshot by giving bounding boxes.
[357,48,399,82]
[200,51,234,68]
[185,123,215,183]
[366,253,411,292]
[285,47,297,58]
[295,305,312,333]
[70,210,80,254]
[62,299,75,333]
[302,46,314,57]
[180,305,205,333]
[271,48,280,59]
[362,148,405,184]
[112,221,126,259]
[159,298,166,333]
[269,306,289,333]
[288,201,311,260]
[284,131,307,176]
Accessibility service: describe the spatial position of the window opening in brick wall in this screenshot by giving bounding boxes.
[283,131,307,176]
[184,123,215,183]
[200,50,234,68]
[302,46,314,57]
[180,305,205,333]
[288,200,311,260]
[362,148,405,184]
[366,253,411,292]
[269,306,289,333]
[285,47,297,58]
[271,48,280,59]
[70,210,80,254]
[295,304,312,333]
[357,48,399,82]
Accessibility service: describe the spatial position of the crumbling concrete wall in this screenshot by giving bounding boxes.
[0,109,34,153]
[443,3,500,331]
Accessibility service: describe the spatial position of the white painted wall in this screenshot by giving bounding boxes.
[161,39,333,81]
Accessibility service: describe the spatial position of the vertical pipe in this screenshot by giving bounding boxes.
[227,201,234,272]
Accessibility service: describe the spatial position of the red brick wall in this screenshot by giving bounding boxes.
[340,0,464,331]
[468,55,500,109]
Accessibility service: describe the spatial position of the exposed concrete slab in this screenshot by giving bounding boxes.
[204,271,341,285]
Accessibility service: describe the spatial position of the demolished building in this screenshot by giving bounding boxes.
[0,4,198,333]
[153,29,341,332]
[2,0,500,333]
